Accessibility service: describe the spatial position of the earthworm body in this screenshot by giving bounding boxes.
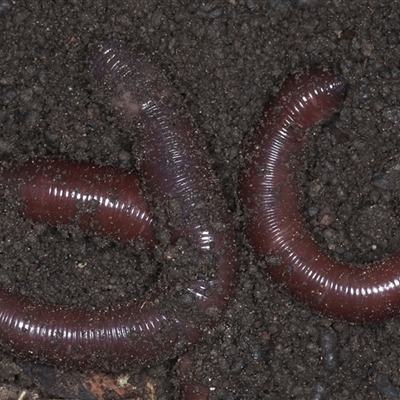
[240,68,400,323]
[3,158,155,244]
[0,40,236,370]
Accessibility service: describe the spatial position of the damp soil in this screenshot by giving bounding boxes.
[1,0,400,399]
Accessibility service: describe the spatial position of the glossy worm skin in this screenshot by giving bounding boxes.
[240,68,400,322]
[0,40,236,370]
[3,158,155,243]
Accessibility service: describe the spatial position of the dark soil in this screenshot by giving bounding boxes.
[1,0,400,399]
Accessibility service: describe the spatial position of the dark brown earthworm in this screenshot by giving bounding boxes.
[240,68,400,322]
[0,40,236,370]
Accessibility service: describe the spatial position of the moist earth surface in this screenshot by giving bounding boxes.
[1,1,400,399]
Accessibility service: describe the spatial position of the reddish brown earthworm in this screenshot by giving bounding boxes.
[240,68,400,322]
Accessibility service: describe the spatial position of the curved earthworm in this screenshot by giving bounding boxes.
[240,68,400,322]
[0,40,236,369]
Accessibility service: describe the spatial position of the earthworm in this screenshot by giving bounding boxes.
[2,158,155,243]
[240,68,400,323]
[0,40,236,370]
